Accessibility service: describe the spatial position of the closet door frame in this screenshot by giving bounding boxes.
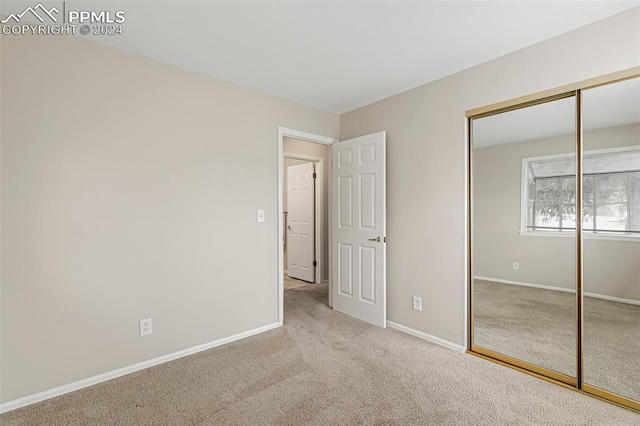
[466,66,640,413]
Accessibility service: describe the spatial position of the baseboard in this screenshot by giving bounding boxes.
[584,291,640,305]
[386,321,465,353]
[474,276,574,293]
[474,276,640,306]
[0,322,281,414]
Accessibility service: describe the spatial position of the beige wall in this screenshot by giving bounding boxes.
[283,138,330,282]
[340,8,640,344]
[1,34,338,402]
[474,124,640,301]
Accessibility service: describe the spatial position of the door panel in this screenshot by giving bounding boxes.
[332,132,386,327]
[339,176,353,228]
[287,162,315,282]
[360,246,376,303]
[360,173,375,229]
[338,243,353,295]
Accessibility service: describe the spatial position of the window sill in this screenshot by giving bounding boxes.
[519,230,640,242]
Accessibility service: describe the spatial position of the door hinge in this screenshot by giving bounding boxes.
[384,237,386,243]
[313,260,317,267]
[313,172,317,179]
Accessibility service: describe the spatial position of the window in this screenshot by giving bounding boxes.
[522,147,640,237]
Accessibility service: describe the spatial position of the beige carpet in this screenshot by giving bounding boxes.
[2,277,639,425]
[474,279,640,402]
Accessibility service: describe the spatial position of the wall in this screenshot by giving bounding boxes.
[283,138,330,282]
[340,8,640,344]
[1,33,338,403]
[474,124,640,301]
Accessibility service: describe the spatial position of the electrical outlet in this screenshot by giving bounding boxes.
[140,318,152,336]
[512,262,519,270]
[412,296,422,312]
[257,209,265,223]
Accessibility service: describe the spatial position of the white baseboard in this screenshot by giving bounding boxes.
[585,292,640,305]
[474,276,640,306]
[386,321,465,353]
[0,322,281,414]
[475,276,574,293]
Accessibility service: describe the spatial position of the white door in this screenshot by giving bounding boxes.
[332,132,386,327]
[287,162,316,282]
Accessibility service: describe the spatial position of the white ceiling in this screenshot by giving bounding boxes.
[473,77,640,148]
[2,1,639,113]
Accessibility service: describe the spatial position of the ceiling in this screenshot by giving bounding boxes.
[2,1,639,114]
[473,77,640,148]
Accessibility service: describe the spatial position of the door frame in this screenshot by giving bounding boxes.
[284,153,323,284]
[278,127,338,325]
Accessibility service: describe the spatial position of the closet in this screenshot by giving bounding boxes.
[468,71,639,412]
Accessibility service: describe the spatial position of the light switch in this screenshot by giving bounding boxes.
[257,209,265,223]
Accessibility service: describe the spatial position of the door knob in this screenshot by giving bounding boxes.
[368,237,380,242]
[287,225,292,230]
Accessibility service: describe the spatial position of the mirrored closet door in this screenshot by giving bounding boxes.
[471,95,577,383]
[469,73,639,412]
[582,77,640,406]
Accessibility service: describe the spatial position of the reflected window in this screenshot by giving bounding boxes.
[522,147,640,235]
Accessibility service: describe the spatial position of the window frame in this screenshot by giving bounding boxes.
[520,145,640,241]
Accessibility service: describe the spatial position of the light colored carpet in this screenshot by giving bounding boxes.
[474,279,640,402]
[474,280,577,377]
[2,277,639,425]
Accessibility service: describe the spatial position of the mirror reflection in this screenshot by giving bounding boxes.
[472,96,577,378]
[582,77,640,402]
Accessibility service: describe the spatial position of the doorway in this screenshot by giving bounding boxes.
[277,128,338,325]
